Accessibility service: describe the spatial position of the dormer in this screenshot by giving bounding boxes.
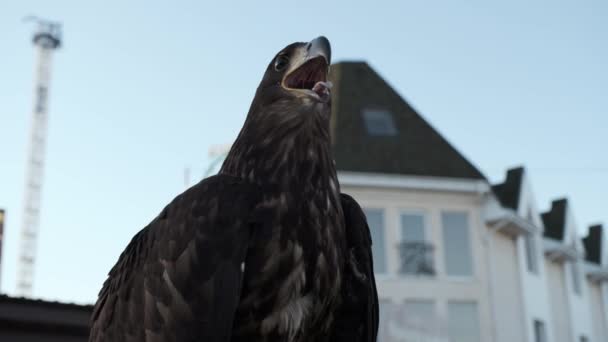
[486,167,539,237]
[541,199,580,262]
[487,167,545,275]
[583,225,608,282]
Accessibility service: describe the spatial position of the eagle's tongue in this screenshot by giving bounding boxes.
[312,81,332,100]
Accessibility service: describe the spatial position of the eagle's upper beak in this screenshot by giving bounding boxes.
[282,36,332,102]
[307,36,331,65]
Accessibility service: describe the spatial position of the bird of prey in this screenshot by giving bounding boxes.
[89,36,378,342]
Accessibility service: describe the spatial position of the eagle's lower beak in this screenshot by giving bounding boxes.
[282,36,332,102]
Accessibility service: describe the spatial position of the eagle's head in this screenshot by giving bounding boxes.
[253,36,332,112]
[221,37,335,183]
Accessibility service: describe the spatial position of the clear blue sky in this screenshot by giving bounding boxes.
[0,1,606,304]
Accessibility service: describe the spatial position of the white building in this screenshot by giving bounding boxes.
[329,62,608,342]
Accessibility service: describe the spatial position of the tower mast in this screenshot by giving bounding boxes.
[17,17,62,297]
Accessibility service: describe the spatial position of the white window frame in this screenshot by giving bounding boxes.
[525,209,539,274]
[397,209,435,277]
[441,210,475,278]
[524,233,539,274]
[570,259,582,295]
[403,299,437,337]
[364,207,388,276]
[361,108,398,136]
[447,300,481,342]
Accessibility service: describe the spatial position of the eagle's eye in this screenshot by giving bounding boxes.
[274,55,289,71]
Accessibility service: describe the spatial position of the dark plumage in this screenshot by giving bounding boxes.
[89,37,378,342]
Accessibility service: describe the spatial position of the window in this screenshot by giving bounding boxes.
[441,212,473,276]
[524,234,539,274]
[399,213,434,275]
[533,320,547,342]
[447,301,480,342]
[364,209,387,274]
[525,209,539,274]
[378,300,439,342]
[404,300,436,333]
[362,109,398,136]
[571,260,582,295]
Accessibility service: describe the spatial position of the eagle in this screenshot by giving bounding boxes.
[89,36,378,342]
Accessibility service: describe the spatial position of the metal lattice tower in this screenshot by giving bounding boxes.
[17,17,62,297]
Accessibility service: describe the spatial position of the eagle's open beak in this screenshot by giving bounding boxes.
[282,36,332,102]
[307,36,331,66]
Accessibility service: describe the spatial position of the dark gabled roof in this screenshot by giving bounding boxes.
[328,62,486,180]
[541,199,568,241]
[491,167,524,210]
[583,224,603,264]
[0,294,93,310]
[0,295,92,338]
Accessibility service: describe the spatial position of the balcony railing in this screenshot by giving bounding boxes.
[397,241,435,276]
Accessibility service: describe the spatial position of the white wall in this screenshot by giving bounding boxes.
[564,259,594,341]
[545,260,572,342]
[342,185,492,342]
[561,207,594,341]
[515,174,555,342]
[490,231,526,342]
[341,173,608,342]
[589,281,608,342]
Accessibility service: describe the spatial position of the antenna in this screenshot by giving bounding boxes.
[204,144,232,177]
[184,167,191,188]
[17,17,62,297]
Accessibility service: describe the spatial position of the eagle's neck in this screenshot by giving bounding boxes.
[219,101,338,194]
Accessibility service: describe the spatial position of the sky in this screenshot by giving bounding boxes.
[0,1,606,304]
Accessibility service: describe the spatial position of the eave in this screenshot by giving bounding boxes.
[486,208,537,237]
[543,238,578,263]
[338,171,489,194]
[585,262,608,282]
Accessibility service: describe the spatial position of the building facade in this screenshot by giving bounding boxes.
[330,62,608,342]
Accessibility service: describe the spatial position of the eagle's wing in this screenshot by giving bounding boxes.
[330,193,379,342]
[89,175,260,342]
